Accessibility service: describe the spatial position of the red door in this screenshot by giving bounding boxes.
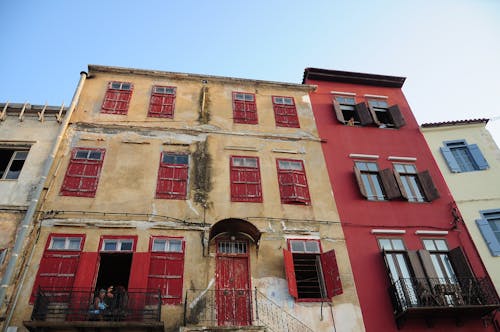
[216,240,251,326]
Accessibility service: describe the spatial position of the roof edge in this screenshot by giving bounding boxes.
[421,119,489,128]
[303,67,406,88]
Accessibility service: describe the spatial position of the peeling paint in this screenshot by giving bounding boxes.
[189,278,214,309]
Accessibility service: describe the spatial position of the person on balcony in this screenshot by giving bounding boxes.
[89,289,107,320]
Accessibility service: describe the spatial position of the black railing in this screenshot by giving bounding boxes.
[183,288,313,332]
[388,277,500,316]
[31,287,162,322]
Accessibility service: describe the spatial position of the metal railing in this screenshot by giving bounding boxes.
[183,288,313,332]
[31,287,162,322]
[388,277,500,316]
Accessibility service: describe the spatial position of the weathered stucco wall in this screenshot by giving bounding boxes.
[422,123,500,293]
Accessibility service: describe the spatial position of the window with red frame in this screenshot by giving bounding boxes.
[30,234,84,303]
[148,237,185,304]
[232,92,257,124]
[273,96,299,128]
[60,148,105,197]
[156,153,189,199]
[283,239,342,301]
[148,86,176,118]
[277,159,311,205]
[101,81,133,115]
[230,156,262,202]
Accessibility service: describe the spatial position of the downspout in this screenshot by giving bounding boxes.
[0,71,88,321]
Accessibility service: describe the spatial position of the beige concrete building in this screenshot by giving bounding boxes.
[422,119,500,294]
[8,65,365,332]
[0,102,67,323]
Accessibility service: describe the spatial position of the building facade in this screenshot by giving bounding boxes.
[303,68,499,331]
[421,119,500,299]
[0,102,67,324]
[8,65,365,332]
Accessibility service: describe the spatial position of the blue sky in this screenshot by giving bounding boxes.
[1,0,499,144]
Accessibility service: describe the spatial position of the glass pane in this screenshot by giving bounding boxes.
[14,151,28,160]
[394,164,405,173]
[75,150,89,159]
[169,239,182,252]
[284,97,293,105]
[290,240,304,253]
[431,254,446,280]
[274,97,283,104]
[51,238,66,249]
[104,241,117,251]
[305,241,320,253]
[232,157,244,166]
[396,254,411,278]
[278,160,289,169]
[121,83,131,90]
[244,158,257,168]
[367,163,378,172]
[379,239,392,250]
[245,94,254,101]
[423,239,436,251]
[405,164,417,173]
[361,174,374,198]
[355,162,368,171]
[152,239,166,252]
[442,254,457,281]
[370,174,384,199]
[386,254,399,282]
[111,82,121,89]
[177,155,189,164]
[68,238,81,250]
[435,240,448,251]
[235,93,245,100]
[89,151,102,160]
[121,241,133,251]
[391,239,405,250]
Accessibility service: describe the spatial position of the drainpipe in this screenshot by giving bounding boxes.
[0,71,88,322]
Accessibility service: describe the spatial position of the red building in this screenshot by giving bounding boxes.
[303,68,499,331]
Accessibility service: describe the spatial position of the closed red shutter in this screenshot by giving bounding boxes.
[101,82,133,115]
[148,86,176,118]
[320,249,343,297]
[147,252,184,304]
[277,159,310,205]
[60,148,105,197]
[230,157,262,202]
[156,153,189,199]
[233,92,257,124]
[273,97,299,128]
[283,249,298,298]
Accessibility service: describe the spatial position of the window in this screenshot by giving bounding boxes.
[232,92,257,124]
[367,99,405,128]
[60,148,105,197]
[148,86,176,118]
[333,95,373,126]
[393,163,439,202]
[156,153,189,200]
[230,156,262,202]
[101,239,134,252]
[440,140,489,173]
[422,239,457,283]
[0,148,29,180]
[31,234,84,303]
[101,81,133,115]
[148,237,185,304]
[354,161,385,201]
[277,159,310,205]
[272,96,299,128]
[283,239,342,301]
[476,209,500,256]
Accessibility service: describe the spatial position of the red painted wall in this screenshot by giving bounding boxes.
[306,77,493,331]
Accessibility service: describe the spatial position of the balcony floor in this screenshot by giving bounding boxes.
[23,320,164,332]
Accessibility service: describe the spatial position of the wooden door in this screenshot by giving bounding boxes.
[216,240,251,326]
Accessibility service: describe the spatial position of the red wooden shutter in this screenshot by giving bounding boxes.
[230,157,262,202]
[320,249,343,297]
[60,149,105,197]
[283,249,298,298]
[72,252,99,290]
[277,160,310,205]
[273,97,299,128]
[128,252,151,290]
[233,92,257,124]
[148,86,176,118]
[147,252,184,304]
[156,153,189,199]
[101,82,133,115]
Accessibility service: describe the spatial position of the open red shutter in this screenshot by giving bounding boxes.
[283,249,298,298]
[320,249,343,297]
[72,252,99,290]
[128,252,151,291]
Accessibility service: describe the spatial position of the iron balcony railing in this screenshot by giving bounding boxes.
[183,288,313,332]
[31,287,162,322]
[388,277,500,316]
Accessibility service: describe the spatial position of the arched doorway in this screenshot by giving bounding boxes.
[209,219,260,326]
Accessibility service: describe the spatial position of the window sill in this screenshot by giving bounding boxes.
[296,298,330,303]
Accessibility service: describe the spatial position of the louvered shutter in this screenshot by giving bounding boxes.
[353,165,368,198]
[245,100,258,123]
[448,247,475,280]
[128,252,151,291]
[417,170,440,202]
[379,168,401,200]
[468,144,489,170]
[355,102,374,126]
[332,99,345,124]
[440,146,461,173]
[320,249,343,297]
[476,219,500,256]
[147,252,184,304]
[417,249,439,290]
[283,249,298,298]
[388,105,406,128]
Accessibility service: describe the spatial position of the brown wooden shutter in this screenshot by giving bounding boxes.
[448,247,475,280]
[333,99,346,124]
[368,104,381,126]
[407,251,425,280]
[417,170,440,202]
[379,168,402,200]
[353,165,368,198]
[355,102,373,126]
[417,249,439,289]
[393,171,409,200]
[388,105,406,128]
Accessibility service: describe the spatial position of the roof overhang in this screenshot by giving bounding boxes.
[209,218,261,244]
[303,67,406,88]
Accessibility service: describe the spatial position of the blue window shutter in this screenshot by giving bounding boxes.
[476,219,500,256]
[440,146,461,173]
[468,144,489,170]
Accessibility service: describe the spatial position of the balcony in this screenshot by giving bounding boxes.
[388,277,500,328]
[24,288,163,332]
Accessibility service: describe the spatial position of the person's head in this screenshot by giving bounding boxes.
[99,289,106,298]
